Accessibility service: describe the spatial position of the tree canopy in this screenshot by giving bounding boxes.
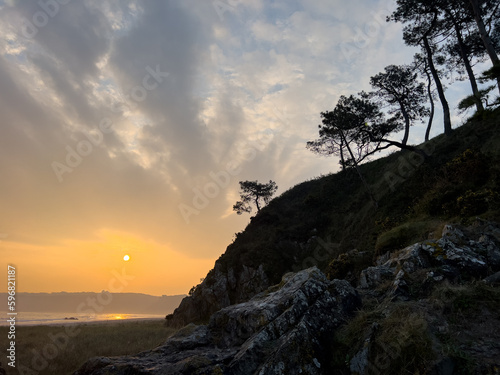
[233,180,278,215]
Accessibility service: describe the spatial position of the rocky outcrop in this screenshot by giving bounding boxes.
[350,219,500,374]
[359,219,500,300]
[75,267,360,375]
[166,263,270,327]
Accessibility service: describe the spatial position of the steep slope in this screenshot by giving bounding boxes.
[166,109,500,327]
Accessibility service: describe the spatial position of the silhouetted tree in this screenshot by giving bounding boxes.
[308,95,412,208]
[307,95,389,170]
[233,180,278,215]
[368,64,429,146]
[389,0,454,135]
[440,3,486,111]
[413,53,436,141]
[468,0,500,93]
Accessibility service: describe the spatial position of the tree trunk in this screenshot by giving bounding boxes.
[424,65,435,142]
[423,36,453,136]
[399,101,411,146]
[340,139,346,172]
[340,130,378,208]
[453,21,484,111]
[469,0,500,93]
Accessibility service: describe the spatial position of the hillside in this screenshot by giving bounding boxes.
[166,108,500,326]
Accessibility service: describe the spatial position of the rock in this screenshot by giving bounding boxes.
[358,265,395,289]
[167,263,270,327]
[378,223,497,283]
[391,269,410,300]
[441,224,465,242]
[421,235,488,278]
[349,322,379,375]
[483,270,500,285]
[75,267,361,375]
[431,357,456,375]
[480,234,500,271]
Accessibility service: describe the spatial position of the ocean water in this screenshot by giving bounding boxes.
[0,311,165,326]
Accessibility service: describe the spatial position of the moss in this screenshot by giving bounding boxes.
[426,241,447,259]
[211,365,224,375]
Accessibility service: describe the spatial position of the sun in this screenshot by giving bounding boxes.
[123,254,130,261]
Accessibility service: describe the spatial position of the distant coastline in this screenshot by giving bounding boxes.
[0,292,185,316]
[0,311,166,326]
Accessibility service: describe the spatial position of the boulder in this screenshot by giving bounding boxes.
[75,267,361,375]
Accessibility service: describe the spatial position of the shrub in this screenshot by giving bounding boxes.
[456,189,499,218]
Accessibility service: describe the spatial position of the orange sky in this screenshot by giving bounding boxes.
[2,229,217,296]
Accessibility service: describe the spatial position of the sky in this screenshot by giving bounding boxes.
[0,0,480,296]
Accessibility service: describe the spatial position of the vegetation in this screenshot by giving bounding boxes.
[0,320,176,375]
[211,107,500,291]
[331,301,434,374]
[233,180,278,215]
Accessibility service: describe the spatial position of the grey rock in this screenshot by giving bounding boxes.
[349,322,379,375]
[483,270,500,285]
[74,267,361,375]
[167,263,270,327]
[358,265,395,289]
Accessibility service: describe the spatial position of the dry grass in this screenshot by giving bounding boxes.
[335,300,434,375]
[0,319,177,375]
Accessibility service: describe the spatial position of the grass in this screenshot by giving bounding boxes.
[431,281,500,316]
[374,220,443,256]
[0,319,177,375]
[333,300,434,375]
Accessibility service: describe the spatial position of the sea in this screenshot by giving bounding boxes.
[0,311,166,326]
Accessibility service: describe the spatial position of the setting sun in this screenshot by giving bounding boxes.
[123,254,130,262]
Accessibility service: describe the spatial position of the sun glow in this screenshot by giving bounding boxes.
[123,254,130,261]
